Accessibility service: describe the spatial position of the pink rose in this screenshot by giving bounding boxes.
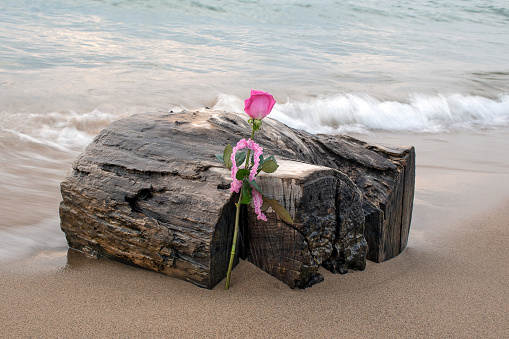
[244,90,276,120]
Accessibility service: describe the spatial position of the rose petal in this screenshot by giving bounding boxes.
[244,90,276,120]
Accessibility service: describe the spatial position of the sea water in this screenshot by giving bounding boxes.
[1,0,508,260]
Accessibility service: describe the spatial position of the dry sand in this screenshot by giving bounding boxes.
[1,131,509,338]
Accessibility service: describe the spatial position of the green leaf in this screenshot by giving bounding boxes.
[235,151,246,166]
[239,180,253,205]
[235,168,250,180]
[259,154,265,165]
[249,179,263,195]
[260,197,271,212]
[268,199,293,224]
[264,155,276,163]
[215,154,224,164]
[223,144,233,170]
[261,160,279,173]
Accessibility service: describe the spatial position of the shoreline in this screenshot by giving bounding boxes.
[1,198,508,337]
[1,129,509,337]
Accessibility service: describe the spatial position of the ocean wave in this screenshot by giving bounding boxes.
[0,109,123,152]
[1,92,508,154]
[213,92,509,134]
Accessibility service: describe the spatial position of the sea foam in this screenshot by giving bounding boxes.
[0,109,123,153]
[213,93,509,134]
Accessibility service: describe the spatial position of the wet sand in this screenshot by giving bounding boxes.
[1,130,509,338]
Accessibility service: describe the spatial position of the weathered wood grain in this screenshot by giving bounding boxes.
[59,110,415,289]
[246,160,366,288]
[207,112,415,262]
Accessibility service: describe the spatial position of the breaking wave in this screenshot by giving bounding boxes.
[0,109,123,153]
[213,92,509,134]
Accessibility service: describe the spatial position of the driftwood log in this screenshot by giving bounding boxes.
[59,110,415,289]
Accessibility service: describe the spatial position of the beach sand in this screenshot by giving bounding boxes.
[1,130,509,338]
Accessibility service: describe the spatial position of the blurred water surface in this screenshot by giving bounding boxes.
[0,0,508,260]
